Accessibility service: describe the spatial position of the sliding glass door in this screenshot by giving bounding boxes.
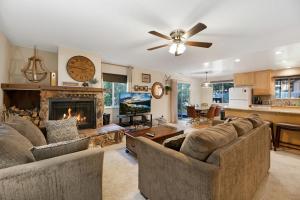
[177,83,191,119]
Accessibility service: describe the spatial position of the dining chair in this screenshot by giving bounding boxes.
[186,105,200,124]
[200,105,216,122]
[214,106,222,118]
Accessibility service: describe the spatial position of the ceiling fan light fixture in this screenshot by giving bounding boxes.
[169,43,186,55]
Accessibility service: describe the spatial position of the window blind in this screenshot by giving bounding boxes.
[102,73,127,83]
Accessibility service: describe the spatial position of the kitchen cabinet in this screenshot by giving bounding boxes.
[234,72,255,86]
[253,70,274,95]
[234,70,274,95]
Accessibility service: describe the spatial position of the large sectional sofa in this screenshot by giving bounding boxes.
[136,116,270,200]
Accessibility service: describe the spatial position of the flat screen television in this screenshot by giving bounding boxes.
[119,92,151,115]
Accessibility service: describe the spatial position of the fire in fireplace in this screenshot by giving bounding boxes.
[62,107,88,124]
[49,98,96,129]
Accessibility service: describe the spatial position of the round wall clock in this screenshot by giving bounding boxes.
[66,55,96,82]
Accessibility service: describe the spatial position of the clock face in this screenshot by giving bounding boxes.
[66,56,96,82]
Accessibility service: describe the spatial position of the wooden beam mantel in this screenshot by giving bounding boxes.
[1,83,105,92]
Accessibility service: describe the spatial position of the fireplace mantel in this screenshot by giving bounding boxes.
[1,83,105,92]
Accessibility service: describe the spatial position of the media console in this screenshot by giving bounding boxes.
[118,113,152,128]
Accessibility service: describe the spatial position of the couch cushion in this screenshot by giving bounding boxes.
[163,133,187,151]
[46,117,79,143]
[0,123,35,169]
[180,123,238,161]
[31,137,90,161]
[246,114,264,128]
[5,115,47,146]
[230,118,253,136]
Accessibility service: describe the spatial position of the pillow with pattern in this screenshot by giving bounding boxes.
[46,117,79,144]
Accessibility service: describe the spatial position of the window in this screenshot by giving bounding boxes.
[103,82,127,107]
[177,83,191,118]
[275,77,300,99]
[212,82,234,103]
[102,73,127,107]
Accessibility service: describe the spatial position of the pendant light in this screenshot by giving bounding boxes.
[201,72,211,87]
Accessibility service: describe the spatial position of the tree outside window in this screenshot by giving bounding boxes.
[103,81,127,107]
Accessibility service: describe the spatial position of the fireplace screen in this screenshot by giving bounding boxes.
[49,98,96,129]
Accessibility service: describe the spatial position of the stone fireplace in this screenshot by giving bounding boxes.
[49,97,96,129]
[1,83,104,129]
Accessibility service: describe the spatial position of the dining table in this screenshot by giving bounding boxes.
[195,106,209,116]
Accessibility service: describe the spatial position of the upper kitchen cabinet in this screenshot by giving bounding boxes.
[234,72,255,86]
[253,70,274,95]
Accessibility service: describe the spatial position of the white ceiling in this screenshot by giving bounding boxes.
[1,0,300,79]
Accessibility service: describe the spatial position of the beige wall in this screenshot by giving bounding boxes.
[103,64,204,124]
[58,47,101,87]
[0,33,12,107]
[9,45,58,85]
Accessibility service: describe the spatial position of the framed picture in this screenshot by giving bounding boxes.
[143,86,148,91]
[133,85,139,91]
[142,73,151,83]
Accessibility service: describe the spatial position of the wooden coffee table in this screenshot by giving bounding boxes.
[125,125,184,156]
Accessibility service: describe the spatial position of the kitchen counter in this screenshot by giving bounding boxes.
[224,105,300,148]
[224,106,300,115]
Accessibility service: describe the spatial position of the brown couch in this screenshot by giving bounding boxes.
[136,122,270,200]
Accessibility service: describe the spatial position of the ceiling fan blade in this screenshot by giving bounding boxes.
[184,23,207,38]
[148,31,171,40]
[185,41,212,48]
[147,44,169,51]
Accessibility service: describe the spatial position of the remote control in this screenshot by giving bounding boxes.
[146,132,155,137]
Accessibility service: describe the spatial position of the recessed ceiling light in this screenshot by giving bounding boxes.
[234,58,241,63]
[204,62,209,66]
[286,66,292,69]
[275,51,283,55]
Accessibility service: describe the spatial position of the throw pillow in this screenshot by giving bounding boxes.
[46,117,79,143]
[180,123,238,161]
[163,133,186,151]
[0,123,35,169]
[246,114,264,128]
[5,115,47,146]
[31,137,90,161]
[230,118,253,136]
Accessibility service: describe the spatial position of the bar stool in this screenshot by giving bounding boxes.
[275,122,300,151]
[264,120,276,150]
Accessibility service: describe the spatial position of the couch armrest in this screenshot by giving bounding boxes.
[136,137,220,200]
[0,148,104,200]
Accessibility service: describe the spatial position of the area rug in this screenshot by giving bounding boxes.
[103,143,300,200]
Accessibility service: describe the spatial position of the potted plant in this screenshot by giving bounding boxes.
[88,78,99,87]
[164,85,171,95]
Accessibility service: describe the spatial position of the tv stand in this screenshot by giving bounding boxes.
[118,113,152,128]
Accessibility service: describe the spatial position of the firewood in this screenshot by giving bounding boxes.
[32,112,38,118]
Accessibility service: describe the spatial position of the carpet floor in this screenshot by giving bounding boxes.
[102,143,300,200]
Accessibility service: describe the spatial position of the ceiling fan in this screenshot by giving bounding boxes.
[147,22,212,56]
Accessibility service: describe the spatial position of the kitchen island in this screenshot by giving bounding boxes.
[224,106,300,148]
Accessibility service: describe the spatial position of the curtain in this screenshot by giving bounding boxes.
[170,79,178,123]
[126,66,133,92]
